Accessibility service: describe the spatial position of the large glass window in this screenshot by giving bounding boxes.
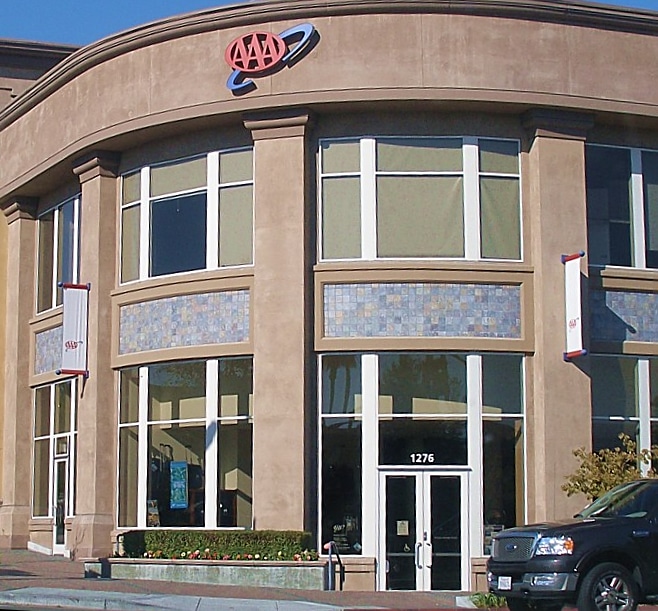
[379,354,467,465]
[319,137,521,262]
[319,353,525,557]
[36,197,80,313]
[32,380,77,519]
[120,148,254,283]
[586,145,658,269]
[321,355,362,555]
[482,354,524,553]
[590,355,658,455]
[117,357,253,529]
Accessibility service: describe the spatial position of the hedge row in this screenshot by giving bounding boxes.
[119,530,318,560]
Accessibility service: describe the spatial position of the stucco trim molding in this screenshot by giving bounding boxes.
[72,151,121,183]
[3,197,38,224]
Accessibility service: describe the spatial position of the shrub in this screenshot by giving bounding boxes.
[470,592,507,608]
[119,529,318,561]
[562,433,658,501]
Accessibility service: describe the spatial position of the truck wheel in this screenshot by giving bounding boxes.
[576,562,639,611]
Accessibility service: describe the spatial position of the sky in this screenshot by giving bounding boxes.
[1,0,658,46]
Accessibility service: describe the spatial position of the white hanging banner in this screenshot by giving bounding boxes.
[562,252,587,361]
[58,283,90,377]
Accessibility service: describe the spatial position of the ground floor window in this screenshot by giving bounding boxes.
[118,357,253,528]
[32,379,77,550]
[590,355,658,457]
[319,352,525,559]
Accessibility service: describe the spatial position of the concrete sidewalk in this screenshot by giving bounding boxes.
[0,549,467,610]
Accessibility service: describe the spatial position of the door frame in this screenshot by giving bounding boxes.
[377,469,470,591]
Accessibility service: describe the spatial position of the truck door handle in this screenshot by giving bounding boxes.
[632,530,650,538]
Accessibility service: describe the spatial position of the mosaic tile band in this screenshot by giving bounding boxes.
[35,326,63,375]
[590,290,658,343]
[119,290,250,355]
[323,282,522,338]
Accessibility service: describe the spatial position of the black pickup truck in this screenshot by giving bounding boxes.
[487,479,658,611]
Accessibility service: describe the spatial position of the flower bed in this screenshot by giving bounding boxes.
[89,529,327,589]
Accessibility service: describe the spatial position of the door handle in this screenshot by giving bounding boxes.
[415,542,422,569]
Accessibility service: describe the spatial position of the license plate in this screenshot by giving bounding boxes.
[498,576,512,590]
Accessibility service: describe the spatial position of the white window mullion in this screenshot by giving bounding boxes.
[205,360,219,527]
[139,167,150,280]
[72,197,80,284]
[52,209,60,309]
[631,149,646,269]
[463,137,480,260]
[467,354,483,557]
[361,139,377,260]
[637,359,651,475]
[137,367,149,528]
[207,152,220,270]
[361,354,378,556]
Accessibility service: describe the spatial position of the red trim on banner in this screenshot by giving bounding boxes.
[563,349,588,362]
[561,251,585,264]
[56,368,89,377]
[61,282,90,291]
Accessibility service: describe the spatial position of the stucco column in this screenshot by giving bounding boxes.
[70,152,120,558]
[523,110,594,522]
[245,110,313,531]
[0,198,38,548]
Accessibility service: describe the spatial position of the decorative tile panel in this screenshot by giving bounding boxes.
[323,283,521,339]
[119,290,250,355]
[590,290,658,343]
[35,326,62,375]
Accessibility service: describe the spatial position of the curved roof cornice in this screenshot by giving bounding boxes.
[1,0,657,130]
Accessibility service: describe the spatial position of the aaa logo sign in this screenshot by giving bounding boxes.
[225,31,286,74]
[224,23,317,94]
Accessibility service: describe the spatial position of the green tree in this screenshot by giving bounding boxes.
[562,434,658,501]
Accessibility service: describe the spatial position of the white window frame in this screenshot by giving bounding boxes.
[318,136,522,263]
[317,352,526,571]
[120,148,254,284]
[118,357,254,530]
[591,354,658,475]
[36,196,80,313]
[31,379,77,522]
[586,143,658,270]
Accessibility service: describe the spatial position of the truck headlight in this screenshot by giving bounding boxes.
[534,536,574,556]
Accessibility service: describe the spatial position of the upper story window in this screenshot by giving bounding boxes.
[319,137,521,262]
[586,144,658,269]
[120,148,254,283]
[36,196,80,314]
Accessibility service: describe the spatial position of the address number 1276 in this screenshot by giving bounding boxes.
[410,453,435,464]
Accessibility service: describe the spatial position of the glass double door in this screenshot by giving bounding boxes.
[380,471,467,591]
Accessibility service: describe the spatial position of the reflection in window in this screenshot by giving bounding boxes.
[379,354,466,415]
[37,197,79,313]
[585,144,658,270]
[321,418,362,554]
[32,381,77,520]
[117,358,253,529]
[120,148,253,283]
[321,355,362,554]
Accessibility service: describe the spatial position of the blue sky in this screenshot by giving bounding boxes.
[1,0,658,46]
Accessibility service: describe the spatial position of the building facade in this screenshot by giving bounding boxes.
[1,0,658,592]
